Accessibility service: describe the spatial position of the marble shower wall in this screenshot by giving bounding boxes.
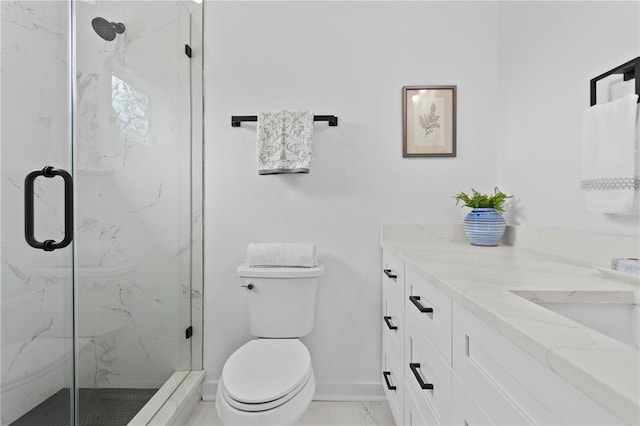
[2,4,193,422]
[74,1,192,388]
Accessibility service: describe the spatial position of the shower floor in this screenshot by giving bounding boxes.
[10,387,158,426]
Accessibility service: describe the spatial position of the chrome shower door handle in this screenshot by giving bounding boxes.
[24,166,74,251]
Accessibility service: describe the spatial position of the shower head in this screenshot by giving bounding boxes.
[92,17,125,41]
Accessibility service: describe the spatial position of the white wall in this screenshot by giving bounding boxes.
[203,0,640,400]
[203,1,500,399]
[497,1,640,236]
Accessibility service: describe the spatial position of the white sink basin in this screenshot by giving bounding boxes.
[511,290,640,350]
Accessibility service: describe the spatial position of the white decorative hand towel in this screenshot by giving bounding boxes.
[247,243,317,267]
[581,93,640,215]
[257,111,314,175]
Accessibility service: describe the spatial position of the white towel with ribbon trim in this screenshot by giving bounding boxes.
[580,93,639,215]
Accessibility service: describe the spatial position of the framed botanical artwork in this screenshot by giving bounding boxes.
[402,85,457,157]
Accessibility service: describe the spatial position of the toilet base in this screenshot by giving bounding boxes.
[215,370,315,426]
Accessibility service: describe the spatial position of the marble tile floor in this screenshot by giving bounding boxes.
[185,401,395,426]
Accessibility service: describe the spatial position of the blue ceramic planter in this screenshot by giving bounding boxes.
[463,208,506,246]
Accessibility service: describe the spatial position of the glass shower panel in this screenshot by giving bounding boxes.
[1,2,75,425]
[73,0,192,411]
[1,1,194,424]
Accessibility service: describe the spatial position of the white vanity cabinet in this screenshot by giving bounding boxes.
[382,250,454,426]
[381,248,628,426]
[404,268,452,425]
[382,251,406,425]
[451,304,534,425]
[452,303,624,426]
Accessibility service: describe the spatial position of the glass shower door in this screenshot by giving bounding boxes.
[1,1,194,424]
[72,0,193,423]
[1,2,76,425]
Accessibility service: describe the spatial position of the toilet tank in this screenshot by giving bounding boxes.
[237,264,324,338]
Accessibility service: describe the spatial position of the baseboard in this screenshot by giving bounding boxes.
[202,379,218,401]
[313,382,385,401]
[202,378,384,402]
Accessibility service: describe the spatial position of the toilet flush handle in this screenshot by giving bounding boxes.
[241,283,254,290]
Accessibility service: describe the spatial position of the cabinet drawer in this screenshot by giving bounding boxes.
[406,326,451,423]
[452,305,533,425]
[382,346,404,426]
[405,381,439,426]
[383,293,404,353]
[452,303,624,425]
[405,267,452,365]
[451,373,492,426]
[383,250,404,303]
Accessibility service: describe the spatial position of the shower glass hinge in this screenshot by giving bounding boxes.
[185,326,193,339]
[185,44,192,58]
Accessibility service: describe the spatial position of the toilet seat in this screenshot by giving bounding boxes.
[216,368,315,426]
[220,339,312,412]
[220,368,311,412]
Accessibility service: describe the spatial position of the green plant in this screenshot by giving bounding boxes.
[453,187,512,213]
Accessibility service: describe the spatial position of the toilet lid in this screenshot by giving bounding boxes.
[222,339,311,404]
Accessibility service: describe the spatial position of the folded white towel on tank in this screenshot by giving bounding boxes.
[247,243,318,267]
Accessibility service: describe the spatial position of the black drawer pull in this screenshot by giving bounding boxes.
[383,316,397,330]
[383,269,397,280]
[383,371,397,391]
[409,295,433,313]
[409,363,434,390]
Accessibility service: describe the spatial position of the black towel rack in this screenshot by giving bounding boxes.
[231,115,338,127]
[590,56,640,106]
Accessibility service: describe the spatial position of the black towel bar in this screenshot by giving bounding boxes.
[231,115,338,127]
[590,56,640,106]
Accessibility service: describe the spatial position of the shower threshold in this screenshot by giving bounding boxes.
[10,388,158,426]
[9,371,204,426]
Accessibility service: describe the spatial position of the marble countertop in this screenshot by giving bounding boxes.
[380,225,639,425]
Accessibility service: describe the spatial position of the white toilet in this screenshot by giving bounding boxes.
[216,263,325,426]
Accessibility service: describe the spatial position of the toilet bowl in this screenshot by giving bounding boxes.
[216,260,324,425]
[216,339,315,426]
